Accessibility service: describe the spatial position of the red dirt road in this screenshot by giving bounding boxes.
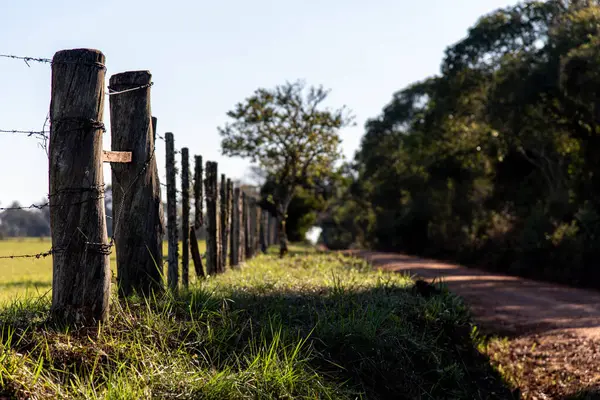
[351,250,600,397]
[355,251,600,338]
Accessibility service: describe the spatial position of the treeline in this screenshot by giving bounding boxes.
[322,0,600,288]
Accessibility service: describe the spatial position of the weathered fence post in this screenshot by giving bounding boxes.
[246,197,255,259]
[190,155,204,277]
[268,214,275,248]
[205,162,220,275]
[49,48,110,324]
[230,187,240,267]
[219,174,228,272]
[240,192,247,263]
[152,116,157,143]
[260,211,267,254]
[226,179,233,266]
[109,70,163,298]
[181,147,190,289]
[255,205,262,253]
[242,193,252,261]
[165,132,178,292]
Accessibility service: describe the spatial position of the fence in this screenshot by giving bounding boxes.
[0,48,279,325]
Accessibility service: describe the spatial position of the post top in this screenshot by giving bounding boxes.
[109,70,152,87]
[52,48,105,66]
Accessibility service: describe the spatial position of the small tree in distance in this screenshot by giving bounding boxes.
[219,80,353,256]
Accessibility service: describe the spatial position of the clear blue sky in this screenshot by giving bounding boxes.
[0,0,519,206]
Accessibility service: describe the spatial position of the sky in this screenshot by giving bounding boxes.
[0,0,520,207]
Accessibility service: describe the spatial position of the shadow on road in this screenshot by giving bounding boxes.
[355,251,600,338]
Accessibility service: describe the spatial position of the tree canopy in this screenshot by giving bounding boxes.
[324,0,600,288]
[219,80,353,254]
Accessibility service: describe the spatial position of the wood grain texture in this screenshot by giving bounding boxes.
[49,48,111,324]
[191,155,204,277]
[205,162,220,275]
[165,132,178,292]
[181,148,190,288]
[109,70,164,297]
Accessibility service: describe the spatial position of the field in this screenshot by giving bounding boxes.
[0,244,514,399]
[0,238,206,304]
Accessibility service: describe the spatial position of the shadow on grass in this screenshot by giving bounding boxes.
[182,282,517,400]
[0,273,517,399]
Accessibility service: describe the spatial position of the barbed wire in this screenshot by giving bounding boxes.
[107,83,153,96]
[0,247,55,260]
[0,53,157,261]
[0,53,105,69]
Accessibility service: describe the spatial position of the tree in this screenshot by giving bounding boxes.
[219,80,353,256]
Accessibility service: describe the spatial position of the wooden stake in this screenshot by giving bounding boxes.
[190,155,204,277]
[49,48,111,324]
[165,132,178,292]
[109,70,164,297]
[181,147,190,289]
[205,162,220,275]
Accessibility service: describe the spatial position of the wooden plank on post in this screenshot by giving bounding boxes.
[109,70,164,298]
[205,161,220,275]
[102,150,132,163]
[181,147,190,289]
[49,48,111,324]
[166,132,178,292]
[190,155,204,277]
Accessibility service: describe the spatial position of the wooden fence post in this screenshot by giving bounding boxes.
[226,179,233,266]
[240,192,247,263]
[242,193,249,260]
[190,155,204,278]
[181,147,190,289]
[49,48,111,324]
[165,132,178,292]
[205,162,220,275]
[230,187,240,267]
[268,214,275,248]
[255,205,262,254]
[219,174,228,272]
[152,116,157,143]
[246,198,255,259]
[109,70,163,298]
[260,211,267,254]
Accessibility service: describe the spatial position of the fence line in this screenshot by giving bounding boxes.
[0,47,281,325]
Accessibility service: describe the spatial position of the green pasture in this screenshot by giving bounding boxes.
[0,238,206,304]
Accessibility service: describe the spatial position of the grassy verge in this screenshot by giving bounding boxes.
[0,246,513,399]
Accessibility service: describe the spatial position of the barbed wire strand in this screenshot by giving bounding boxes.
[0,53,105,69]
[0,54,156,260]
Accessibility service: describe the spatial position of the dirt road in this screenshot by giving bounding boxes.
[355,250,600,337]
[353,250,600,399]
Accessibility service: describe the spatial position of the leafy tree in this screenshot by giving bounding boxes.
[327,0,600,288]
[219,80,353,255]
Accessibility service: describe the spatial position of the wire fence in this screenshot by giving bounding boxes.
[0,53,158,260]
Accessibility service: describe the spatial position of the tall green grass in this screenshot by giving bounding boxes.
[0,248,513,399]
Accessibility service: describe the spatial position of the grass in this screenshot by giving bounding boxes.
[0,238,206,304]
[0,245,514,399]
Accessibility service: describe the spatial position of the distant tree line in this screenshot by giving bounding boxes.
[321,0,600,288]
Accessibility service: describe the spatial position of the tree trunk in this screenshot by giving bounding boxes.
[278,216,288,257]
